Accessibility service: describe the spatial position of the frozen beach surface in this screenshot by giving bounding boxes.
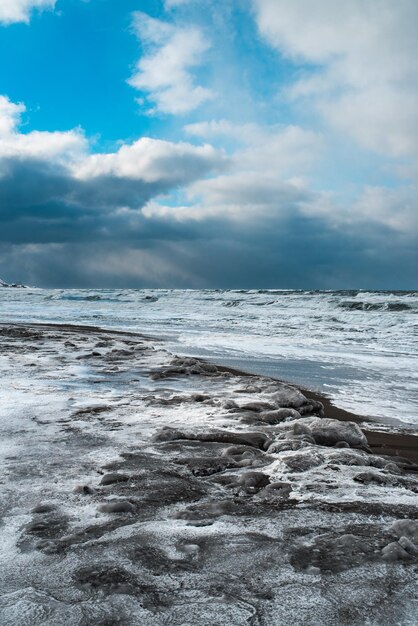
[1,288,417,425]
[0,324,417,626]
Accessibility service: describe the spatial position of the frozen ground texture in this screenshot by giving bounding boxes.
[0,324,417,626]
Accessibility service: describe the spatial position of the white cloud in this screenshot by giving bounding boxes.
[0,96,24,135]
[350,186,418,233]
[129,11,213,115]
[187,173,310,222]
[73,138,225,184]
[175,173,418,235]
[0,95,225,213]
[0,95,224,183]
[287,182,418,235]
[142,177,308,223]
[134,3,418,236]
[145,120,321,222]
[253,0,418,161]
[164,0,193,9]
[185,119,322,176]
[0,0,55,24]
[0,96,87,164]
[146,115,418,236]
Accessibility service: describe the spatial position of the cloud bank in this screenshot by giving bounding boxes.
[0,95,225,244]
[0,0,55,24]
[1,1,417,288]
[253,0,418,160]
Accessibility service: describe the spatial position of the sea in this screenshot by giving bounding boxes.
[1,288,417,426]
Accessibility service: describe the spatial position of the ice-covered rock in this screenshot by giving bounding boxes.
[270,384,310,409]
[281,449,326,472]
[221,445,267,466]
[2,323,418,626]
[354,470,390,485]
[398,536,418,556]
[153,356,219,378]
[100,472,129,486]
[260,408,302,424]
[303,417,368,447]
[382,541,410,562]
[153,426,270,449]
[99,501,135,514]
[240,401,276,412]
[267,423,315,453]
[381,520,418,562]
[391,519,418,544]
[268,439,313,454]
[236,471,270,493]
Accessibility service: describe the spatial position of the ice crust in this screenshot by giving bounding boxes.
[0,323,417,626]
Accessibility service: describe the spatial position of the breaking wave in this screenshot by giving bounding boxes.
[338,301,413,312]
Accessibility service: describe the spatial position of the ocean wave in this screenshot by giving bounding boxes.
[223,301,241,307]
[52,294,132,303]
[358,290,418,297]
[256,289,310,296]
[338,301,413,312]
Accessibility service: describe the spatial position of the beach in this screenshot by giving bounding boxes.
[0,322,417,626]
[3,0,418,622]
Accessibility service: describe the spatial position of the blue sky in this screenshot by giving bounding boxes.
[0,0,417,288]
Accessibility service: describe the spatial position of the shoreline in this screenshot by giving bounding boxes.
[3,320,418,465]
[216,363,418,466]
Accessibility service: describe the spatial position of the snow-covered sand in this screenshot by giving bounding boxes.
[0,323,417,626]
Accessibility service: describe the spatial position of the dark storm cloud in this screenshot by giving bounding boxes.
[0,146,223,244]
[0,147,417,289]
[168,215,418,290]
[1,205,417,289]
